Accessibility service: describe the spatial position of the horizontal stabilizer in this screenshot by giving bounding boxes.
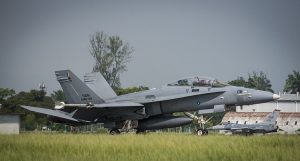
[21,105,79,122]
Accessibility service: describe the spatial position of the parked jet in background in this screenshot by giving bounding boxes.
[22,70,280,135]
[209,110,280,135]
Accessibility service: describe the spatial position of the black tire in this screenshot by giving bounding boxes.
[204,129,208,135]
[109,129,121,135]
[196,129,203,136]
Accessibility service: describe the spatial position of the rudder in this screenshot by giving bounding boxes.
[262,110,280,124]
[84,72,117,100]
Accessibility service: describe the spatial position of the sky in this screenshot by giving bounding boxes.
[0,0,300,94]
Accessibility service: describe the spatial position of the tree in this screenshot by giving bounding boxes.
[284,70,300,94]
[51,90,66,102]
[0,89,54,130]
[229,71,273,92]
[228,77,249,87]
[247,71,273,92]
[0,88,15,101]
[116,86,149,95]
[89,31,133,90]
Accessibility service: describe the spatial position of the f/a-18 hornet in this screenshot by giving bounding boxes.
[209,110,280,135]
[22,70,280,135]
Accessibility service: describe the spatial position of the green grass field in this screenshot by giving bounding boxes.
[0,133,299,161]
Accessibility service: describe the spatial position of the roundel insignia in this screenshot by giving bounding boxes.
[197,101,201,105]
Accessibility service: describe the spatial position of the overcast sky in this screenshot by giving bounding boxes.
[0,0,300,94]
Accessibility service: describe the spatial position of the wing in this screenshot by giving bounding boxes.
[67,101,144,108]
[70,101,145,121]
[231,127,243,130]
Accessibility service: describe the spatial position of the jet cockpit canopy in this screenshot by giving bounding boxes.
[166,76,229,88]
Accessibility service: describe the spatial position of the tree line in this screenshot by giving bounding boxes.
[228,71,300,94]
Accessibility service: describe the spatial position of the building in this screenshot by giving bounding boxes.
[0,113,20,134]
[221,93,300,134]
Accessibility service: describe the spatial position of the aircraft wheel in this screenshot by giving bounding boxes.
[196,129,203,136]
[109,129,121,135]
[203,129,208,135]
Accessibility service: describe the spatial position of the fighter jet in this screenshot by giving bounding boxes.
[209,110,280,135]
[21,70,280,135]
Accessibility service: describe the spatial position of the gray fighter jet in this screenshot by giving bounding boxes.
[209,110,280,135]
[21,70,280,135]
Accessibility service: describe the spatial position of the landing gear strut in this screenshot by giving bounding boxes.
[184,112,212,136]
[108,120,138,135]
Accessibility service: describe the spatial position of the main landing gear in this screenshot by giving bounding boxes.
[109,129,121,135]
[109,120,138,135]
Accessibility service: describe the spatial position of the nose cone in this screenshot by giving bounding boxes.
[247,89,277,104]
[273,94,280,100]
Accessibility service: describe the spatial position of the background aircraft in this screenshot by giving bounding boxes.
[209,110,280,135]
[22,70,280,135]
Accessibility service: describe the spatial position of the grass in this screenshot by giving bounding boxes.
[0,133,299,161]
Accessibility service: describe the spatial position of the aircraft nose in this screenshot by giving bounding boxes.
[273,94,280,100]
[246,89,277,104]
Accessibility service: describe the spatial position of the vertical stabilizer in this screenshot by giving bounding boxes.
[262,110,280,124]
[84,72,117,100]
[55,70,105,104]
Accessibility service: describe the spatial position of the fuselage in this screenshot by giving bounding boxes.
[106,84,278,116]
[211,123,278,134]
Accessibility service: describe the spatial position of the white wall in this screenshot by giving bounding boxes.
[237,101,299,112]
[0,115,20,134]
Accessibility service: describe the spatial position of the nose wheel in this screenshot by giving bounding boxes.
[196,128,208,136]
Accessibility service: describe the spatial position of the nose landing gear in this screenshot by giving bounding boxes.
[196,128,208,136]
[184,112,212,136]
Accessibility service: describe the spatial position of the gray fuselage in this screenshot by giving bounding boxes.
[106,84,276,118]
